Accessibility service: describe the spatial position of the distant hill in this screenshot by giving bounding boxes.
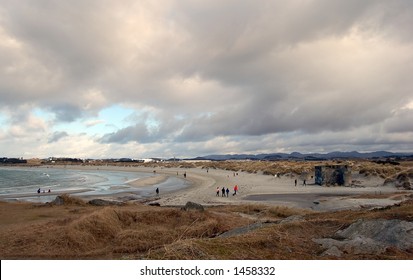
[188,151,413,161]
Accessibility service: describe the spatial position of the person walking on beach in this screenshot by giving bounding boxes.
[233,185,238,195]
[303,179,306,186]
[226,188,229,197]
[294,179,297,186]
[221,187,225,197]
[216,187,220,196]
[156,187,159,196]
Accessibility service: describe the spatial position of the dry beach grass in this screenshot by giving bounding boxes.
[1,197,412,259]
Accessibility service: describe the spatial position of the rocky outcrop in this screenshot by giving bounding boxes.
[88,199,125,206]
[148,202,161,207]
[48,194,86,206]
[181,201,204,212]
[51,195,65,205]
[314,219,413,256]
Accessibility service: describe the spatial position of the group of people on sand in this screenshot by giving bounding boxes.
[37,188,51,194]
[294,179,306,186]
[216,185,239,197]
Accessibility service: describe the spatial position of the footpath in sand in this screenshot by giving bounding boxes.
[143,167,412,211]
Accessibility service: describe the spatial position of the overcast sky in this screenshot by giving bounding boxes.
[0,0,412,159]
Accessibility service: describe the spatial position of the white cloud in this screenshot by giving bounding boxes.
[84,119,105,128]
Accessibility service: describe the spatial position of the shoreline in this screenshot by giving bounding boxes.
[0,188,93,199]
[0,165,187,202]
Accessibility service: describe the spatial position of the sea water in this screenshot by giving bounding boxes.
[0,166,188,203]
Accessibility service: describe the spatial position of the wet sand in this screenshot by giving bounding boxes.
[0,188,92,199]
[126,174,168,187]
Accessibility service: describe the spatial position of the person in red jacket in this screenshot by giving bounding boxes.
[233,185,238,195]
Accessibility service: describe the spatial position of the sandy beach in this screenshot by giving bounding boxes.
[53,164,408,211]
[146,166,410,211]
[1,164,411,211]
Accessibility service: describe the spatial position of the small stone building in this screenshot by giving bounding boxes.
[315,165,352,186]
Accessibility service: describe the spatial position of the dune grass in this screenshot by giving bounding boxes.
[1,196,412,260]
[147,201,413,260]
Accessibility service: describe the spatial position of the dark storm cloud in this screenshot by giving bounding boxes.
[49,104,84,123]
[383,109,413,133]
[94,0,413,151]
[48,131,68,143]
[100,123,152,144]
